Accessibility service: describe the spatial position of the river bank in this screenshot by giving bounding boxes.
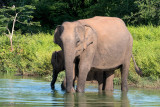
[0,25,160,88]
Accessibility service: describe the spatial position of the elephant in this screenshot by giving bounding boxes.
[54,16,142,93]
[50,50,114,91]
[50,50,65,90]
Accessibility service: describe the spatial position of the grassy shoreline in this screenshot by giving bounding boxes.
[0,26,160,88]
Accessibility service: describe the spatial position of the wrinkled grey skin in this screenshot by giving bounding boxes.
[50,50,113,91]
[54,16,142,93]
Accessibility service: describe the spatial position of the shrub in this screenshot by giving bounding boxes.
[128,26,160,78]
[0,33,61,75]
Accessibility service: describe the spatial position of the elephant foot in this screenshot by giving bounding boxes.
[76,88,85,93]
[121,86,128,92]
[104,88,114,91]
[121,78,128,91]
[51,86,55,90]
[66,87,75,93]
[50,82,55,90]
[121,82,128,91]
[104,81,114,91]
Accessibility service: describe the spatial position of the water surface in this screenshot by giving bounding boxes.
[0,73,160,107]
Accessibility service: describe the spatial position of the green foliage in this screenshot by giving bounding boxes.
[0,4,40,34]
[134,0,160,25]
[33,0,160,27]
[0,33,61,75]
[1,0,160,30]
[34,0,75,28]
[128,69,160,88]
[57,71,65,82]
[128,26,160,78]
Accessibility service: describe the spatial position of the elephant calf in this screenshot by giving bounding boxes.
[50,50,114,91]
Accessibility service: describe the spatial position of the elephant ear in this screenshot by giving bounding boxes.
[54,25,64,47]
[83,25,95,49]
[75,25,85,43]
[75,24,96,55]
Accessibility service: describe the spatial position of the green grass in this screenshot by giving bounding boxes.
[0,25,160,88]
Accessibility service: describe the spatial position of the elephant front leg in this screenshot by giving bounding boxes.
[76,51,95,92]
[50,70,58,90]
[76,64,90,92]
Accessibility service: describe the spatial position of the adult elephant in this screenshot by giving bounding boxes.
[50,50,113,91]
[54,16,142,93]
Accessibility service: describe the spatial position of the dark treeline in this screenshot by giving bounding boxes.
[0,0,160,33]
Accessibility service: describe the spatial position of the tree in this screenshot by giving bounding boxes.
[134,0,160,25]
[0,5,40,51]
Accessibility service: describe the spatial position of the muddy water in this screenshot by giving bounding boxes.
[0,73,160,107]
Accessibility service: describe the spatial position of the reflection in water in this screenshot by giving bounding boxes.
[0,73,160,106]
[63,91,130,107]
[121,92,130,107]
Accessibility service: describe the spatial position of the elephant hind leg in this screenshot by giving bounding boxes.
[103,70,114,91]
[121,45,132,91]
[121,36,132,91]
[121,62,130,91]
[98,83,103,91]
[95,71,104,91]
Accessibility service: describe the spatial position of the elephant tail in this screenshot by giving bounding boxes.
[131,54,143,76]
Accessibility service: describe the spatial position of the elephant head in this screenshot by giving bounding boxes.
[54,21,97,92]
[54,26,64,49]
[50,50,64,89]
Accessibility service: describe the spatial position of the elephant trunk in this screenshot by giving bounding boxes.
[131,54,143,76]
[51,69,58,90]
[63,41,76,93]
